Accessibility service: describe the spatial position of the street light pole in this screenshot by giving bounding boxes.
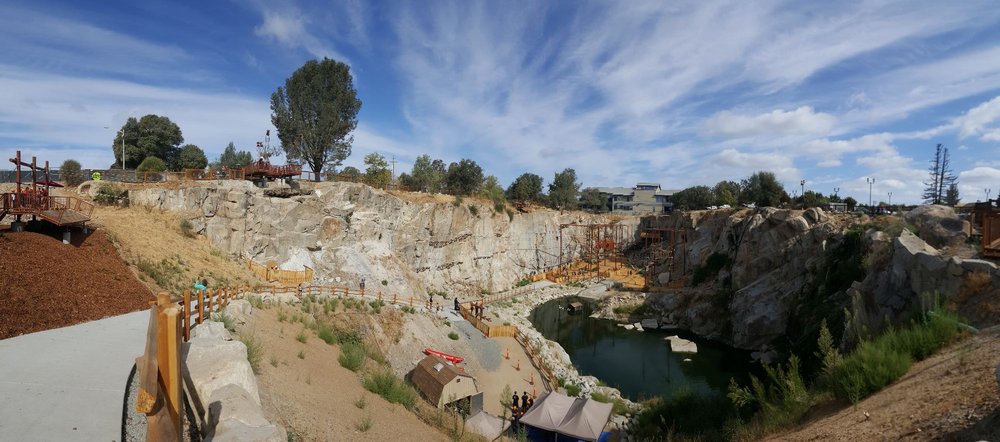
[887,191,892,207]
[866,177,875,208]
[119,130,125,170]
[833,187,840,197]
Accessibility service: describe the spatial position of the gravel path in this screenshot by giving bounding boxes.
[454,320,502,371]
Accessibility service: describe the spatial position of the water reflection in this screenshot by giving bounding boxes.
[529,296,752,401]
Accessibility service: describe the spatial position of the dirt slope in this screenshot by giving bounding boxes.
[769,326,1000,441]
[249,306,450,441]
[0,226,152,339]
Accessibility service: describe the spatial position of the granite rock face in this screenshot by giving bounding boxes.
[130,181,638,295]
[904,205,969,249]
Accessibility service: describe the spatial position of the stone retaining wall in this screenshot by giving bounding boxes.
[184,301,285,441]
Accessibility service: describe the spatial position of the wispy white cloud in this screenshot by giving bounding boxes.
[705,107,836,138]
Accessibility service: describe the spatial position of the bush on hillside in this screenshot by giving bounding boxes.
[136,156,166,173]
[60,159,85,187]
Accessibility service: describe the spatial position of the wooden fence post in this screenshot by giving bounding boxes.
[182,289,191,342]
[392,294,397,305]
[409,296,413,306]
[197,289,204,325]
[206,288,213,316]
[156,292,183,439]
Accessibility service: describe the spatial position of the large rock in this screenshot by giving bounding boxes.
[905,205,970,249]
[205,385,285,442]
[184,338,260,407]
[191,321,231,341]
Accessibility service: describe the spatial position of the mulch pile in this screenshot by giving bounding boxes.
[0,225,152,340]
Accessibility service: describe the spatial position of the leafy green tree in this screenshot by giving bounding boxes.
[218,142,253,169]
[407,154,447,193]
[444,159,483,195]
[671,186,714,210]
[59,159,84,187]
[579,187,608,213]
[479,175,506,204]
[548,168,580,209]
[339,166,362,181]
[739,171,787,208]
[713,181,740,206]
[828,194,843,203]
[797,190,829,209]
[364,153,392,188]
[271,58,362,181]
[175,144,208,170]
[506,173,544,203]
[112,115,184,169]
[136,156,167,173]
[844,196,858,211]
[944,183,960,206]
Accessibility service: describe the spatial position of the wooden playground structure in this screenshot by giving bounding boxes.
[1,151,93,235]
[973,198,1000,259]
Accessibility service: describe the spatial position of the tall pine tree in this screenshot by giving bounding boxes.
[923,144,956,204]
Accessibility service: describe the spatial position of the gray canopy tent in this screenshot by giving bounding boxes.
[519,391,613,442]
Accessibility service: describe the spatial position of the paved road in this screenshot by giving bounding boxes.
[0,310,149,442]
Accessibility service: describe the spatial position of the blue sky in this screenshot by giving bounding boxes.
[3,0,1000,204]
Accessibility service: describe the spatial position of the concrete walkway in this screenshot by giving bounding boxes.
[0,310,149,442]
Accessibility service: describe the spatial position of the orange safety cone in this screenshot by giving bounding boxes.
[516,359,521,371]
[532,387,537,399]
[529,372,534,385]
[505,348,510,360]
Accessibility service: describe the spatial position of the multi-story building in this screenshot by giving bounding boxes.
[596,182,678,214]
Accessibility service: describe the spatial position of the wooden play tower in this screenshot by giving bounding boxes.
[1,151,93,236]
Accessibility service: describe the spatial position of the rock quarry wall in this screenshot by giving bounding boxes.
[129,181,639,295]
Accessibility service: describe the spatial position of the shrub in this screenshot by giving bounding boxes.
[248,295,265,310]
[728,355,811,430]
[355,415,373,432]
[238,331,263,374]
[448,331,459,341]
[94,183,128,206]
[317,324,336,345]
[338,341,366,372]
[506,208,514,221]
[179,219,196,238]
[269,355,279,368]
[590,392,630,415]
[636,389,735,439]
[212,312,235,331]
[453,195,464,207]
[296,329,308,343]
[59,159,85,187]
[822,309,959,403]
[136,156,166,173]
[354,395,367,409]
[564,383,581,397]
[363,370,418,409]
[297,350,305,359]
[468,204,479,216]
[516,279,531,287]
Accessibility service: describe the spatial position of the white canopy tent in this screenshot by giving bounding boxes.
[519,391,613,441]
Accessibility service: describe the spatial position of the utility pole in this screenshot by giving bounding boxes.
[833,187,839,198]
[987,188,993,202]
[887,191,892,207]
[390,155,397,183]
[866,177,875,208]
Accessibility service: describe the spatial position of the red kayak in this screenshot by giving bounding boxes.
[424,347,464,364]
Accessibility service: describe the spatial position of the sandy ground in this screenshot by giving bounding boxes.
[474,336,549,415]
[249,306,450,441]
[769,326,1000,441]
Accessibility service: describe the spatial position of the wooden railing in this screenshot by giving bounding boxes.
[246,259,314,286]
[0,193,94,224]
[136,293,184,440]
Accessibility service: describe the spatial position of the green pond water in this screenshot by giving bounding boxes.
[529,296,754,401]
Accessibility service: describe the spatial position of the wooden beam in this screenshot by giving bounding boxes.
[136,308,160,414]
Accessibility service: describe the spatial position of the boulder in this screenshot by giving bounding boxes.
[207,384,271,428]
[665,336,698,353]
[185,339,260,407]
[191,321,231,341]
[904,205,970,249]
[640,319,658,330]
[960,259,998,274]
[224,299,253,320]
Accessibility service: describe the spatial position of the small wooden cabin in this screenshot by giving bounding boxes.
[411,354,480,408]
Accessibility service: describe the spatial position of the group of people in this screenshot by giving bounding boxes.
[468,300,486,319]
[510,391,535,424]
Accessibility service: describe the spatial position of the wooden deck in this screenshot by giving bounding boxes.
[1,193,93,227]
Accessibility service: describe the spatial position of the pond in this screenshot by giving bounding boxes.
[529,296,754,402]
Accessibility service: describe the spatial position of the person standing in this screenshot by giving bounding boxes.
[454,297,460,312]
[521,392,529,410]
[512,391,520,409]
